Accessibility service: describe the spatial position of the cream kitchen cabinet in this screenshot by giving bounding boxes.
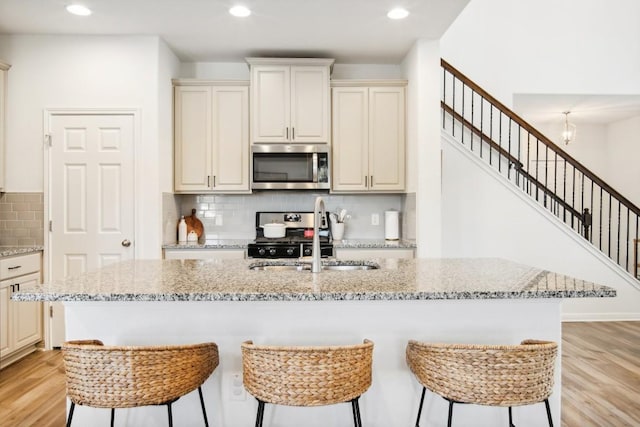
[247,58,334,144]
[331,82,406,192]
[174,81,250,193]
[0,252,43,369]
[0,61,10,191]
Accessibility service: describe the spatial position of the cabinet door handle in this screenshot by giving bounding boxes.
[292,127,295,140]
[370,175,373,188]
[8,265,21,270]
[286,127,289,140]
[213,176,216,187]
[15,283,20,291]
[207,175,211,187]
[365,176,368,188]
[10,284,15,292]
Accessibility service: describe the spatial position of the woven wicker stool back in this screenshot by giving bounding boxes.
[406,339,557,427]
[62,339,218,427]
[242,339,373,407]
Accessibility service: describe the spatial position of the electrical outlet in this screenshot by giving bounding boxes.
[229,372,246,401]
[371,213,379,226]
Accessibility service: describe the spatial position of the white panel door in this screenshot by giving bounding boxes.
[48,112,135,346]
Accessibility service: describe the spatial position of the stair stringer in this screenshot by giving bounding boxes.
[441,130,640,321]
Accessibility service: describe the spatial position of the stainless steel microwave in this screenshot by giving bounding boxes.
[251,145,330,190]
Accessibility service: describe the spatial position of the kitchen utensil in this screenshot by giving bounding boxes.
[338,209,347,222]
[184,209,204,238]
[263,222,286,238]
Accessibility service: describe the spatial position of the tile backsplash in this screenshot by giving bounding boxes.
[0,192,44,246]
[163,192,414,243]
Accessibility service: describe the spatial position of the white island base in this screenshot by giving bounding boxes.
[64,299,561,427]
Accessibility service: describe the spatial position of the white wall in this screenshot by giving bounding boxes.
[179,61,403,80]
[441,0,640,105]
[0,35,176,258]
[401,40,442,257]
[607,116,640,206]
[441,134,640,320]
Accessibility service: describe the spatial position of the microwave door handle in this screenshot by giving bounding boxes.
[312,153,318,183]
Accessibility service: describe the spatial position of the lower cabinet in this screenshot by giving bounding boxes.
[163,249,246,260]
[335,248,415,260]
[0,253,42,369]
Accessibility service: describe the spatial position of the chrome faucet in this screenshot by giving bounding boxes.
[311,196,325,273]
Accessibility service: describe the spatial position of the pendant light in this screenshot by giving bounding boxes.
[561,111,576,145]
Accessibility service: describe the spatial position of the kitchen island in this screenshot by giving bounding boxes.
[15,258,615,427]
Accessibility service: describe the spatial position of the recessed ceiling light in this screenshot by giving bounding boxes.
[66,4,92,16]
[387,8,409,20]
[229,5,251,17]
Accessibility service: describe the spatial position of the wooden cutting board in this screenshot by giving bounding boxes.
[183,208,204,238]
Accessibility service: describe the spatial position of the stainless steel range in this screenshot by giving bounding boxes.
[247,211,333,259]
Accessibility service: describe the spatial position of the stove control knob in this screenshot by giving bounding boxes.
[303,248,312,256]
[286,248,295,256]
[258,248,266,256]
[269,248,277,256]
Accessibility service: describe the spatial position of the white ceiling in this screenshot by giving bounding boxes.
[514,94,640,126]
[0,0,470,63]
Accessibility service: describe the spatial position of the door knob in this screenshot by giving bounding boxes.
[121,239,132,247]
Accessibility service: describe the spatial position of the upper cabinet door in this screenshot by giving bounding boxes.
[369,87,405,191]
[251,66,290,143]
[332,87,369,191]
[211,86,250,191]
[290,66,329,143]
[174,86,212,192]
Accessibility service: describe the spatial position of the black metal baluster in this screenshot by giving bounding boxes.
[608,194,612,257]
[498,113,502,172]
[452,75,456,137]
[543,144,549,208]
[599,187,603,250]
[626,207,630,271]
[571,167,576,230]
[442,68,446,129]
[535,139,540,201]
[554,152,558,217]
[526,132,531,194]
[480,96,484,158]
[590,180,594,243]
[507,117,512,179]
[563,159,567,222]
[617,200,621,263]
[489,105,493,166]
[470,91,474,151]
[461,81,465,144]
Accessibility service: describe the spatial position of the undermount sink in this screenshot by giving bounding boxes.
[249,261,379,272]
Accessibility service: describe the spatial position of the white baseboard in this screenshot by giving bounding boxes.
[562,312,640,322]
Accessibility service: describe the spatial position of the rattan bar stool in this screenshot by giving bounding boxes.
[406,339,557,427]
[62,340,219,427]
[241,339,374,427]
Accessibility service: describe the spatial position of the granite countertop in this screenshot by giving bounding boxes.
[162,239,416,250]
[13,257,616,302]
[0,246,44,258]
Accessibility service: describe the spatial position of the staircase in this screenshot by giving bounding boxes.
[440,59,640,280]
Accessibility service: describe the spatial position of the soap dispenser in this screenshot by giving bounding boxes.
[178,216,187,244]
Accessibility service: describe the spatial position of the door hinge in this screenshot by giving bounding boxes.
[49,220,53,232]
[49,305,54,318]
[44,134,52,147]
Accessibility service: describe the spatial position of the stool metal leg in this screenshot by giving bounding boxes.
[447,400,454,427]
[351,398,358,426]
[509,406,515,427]
[110,408,115,427]
[544,399,554,427]
[167,402,173,427]
[353,397,363,427]
[415,387,426,427]
[198,386,209,427]
[66,402,75,427]
[255,399,265,427]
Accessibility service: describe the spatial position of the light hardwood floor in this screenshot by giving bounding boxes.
[0,322,638,426]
